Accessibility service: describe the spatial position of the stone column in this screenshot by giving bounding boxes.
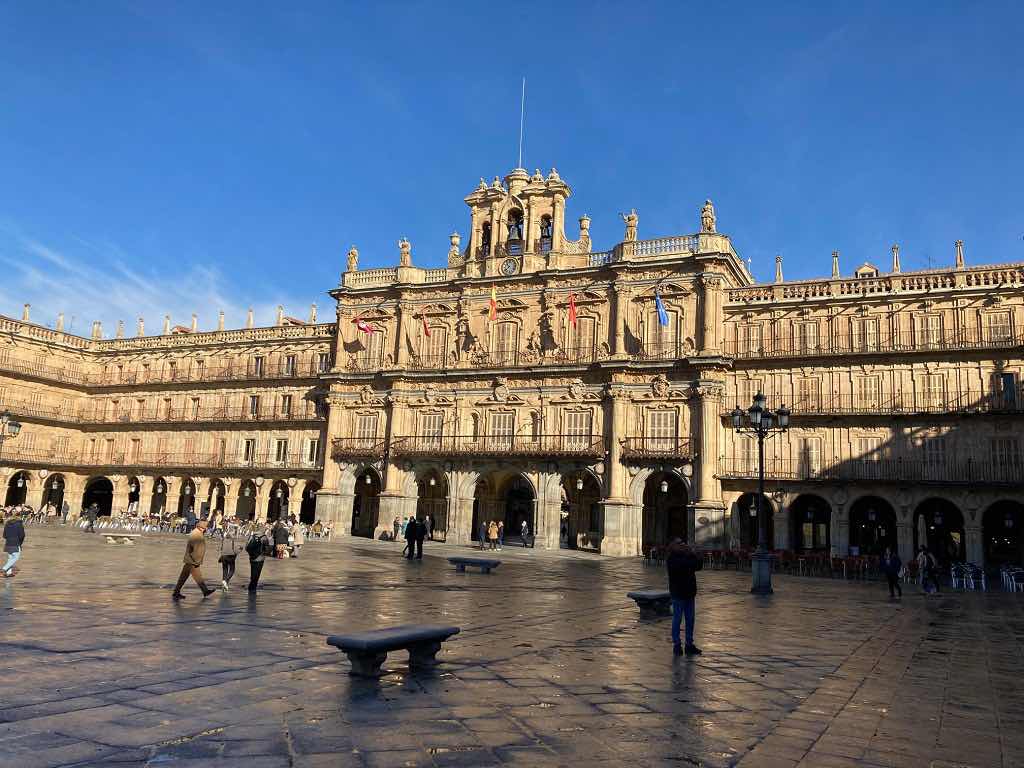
[320,392,345,493]
[774,501,789,550]
[223,480,240,520]
[600,384,637,556]
[393,302,408,368]
[698,273,723,355]
[163,477,179,516]
[136,476,153,516]
[254,481,271,523]
[64,474,87,515]
[965,524,983,565]
[832,505,848,556]
[611,284,630,357]
[551,195,564,252]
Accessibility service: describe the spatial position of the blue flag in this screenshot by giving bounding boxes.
[655,291,669,327]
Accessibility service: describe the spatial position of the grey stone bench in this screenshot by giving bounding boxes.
[626,589,672,619]
[326,624,461,677]
[104,533,141,545]
[448,556,501,574]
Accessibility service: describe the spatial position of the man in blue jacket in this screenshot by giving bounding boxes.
[665,538,703,656]
[3,509,26,577]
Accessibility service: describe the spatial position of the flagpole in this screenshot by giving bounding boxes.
[518,77,526,169]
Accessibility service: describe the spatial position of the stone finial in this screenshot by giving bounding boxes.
[246,308,254,329]
[276,305,284,326]
[116,320,125,339]
[191,313,198,333]
[955,239,965,269]
[399,237,412,267]
[531,168,543,182]
[891,244,901,273]
[162,315,171,335]
[92,321,102,340]
[831,250,840,278]
[548,167,561,181]
[309,303,317,323]
[21,304,30,322]
[346,245,359,272]
[491,176,502,189]
[217,310,225,331]
[774,255,784,283]
[701,200,717,234]
[56,313,64,332]
[137,317,144,337]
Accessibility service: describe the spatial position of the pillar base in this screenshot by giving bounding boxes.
[751,552,774,595]
[689,501,727,549]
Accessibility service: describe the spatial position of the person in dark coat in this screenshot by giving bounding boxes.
[84,502,99,533]
[413,517,426,559]
[2,510,26,577]
[405,517,422,560]
[665,538,703,656]
[246,524,271,592]
[881,547,902,599]
[272,519,290,558]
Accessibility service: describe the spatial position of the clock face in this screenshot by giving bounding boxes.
[500,258,518,276]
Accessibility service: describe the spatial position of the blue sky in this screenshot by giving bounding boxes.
[1,1,1022,334]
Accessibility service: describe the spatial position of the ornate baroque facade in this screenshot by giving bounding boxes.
[2,167,1022,567]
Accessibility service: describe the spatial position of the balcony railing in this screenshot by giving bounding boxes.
[0,401,325,427]
[363,344,613,373]
[723,390,1024,418]
[621,437,693,461]
[0,448,323,472]
[723,328,1024,361]
[331,437,386,461]
[718,457,1024,485]
[391,433,604,460]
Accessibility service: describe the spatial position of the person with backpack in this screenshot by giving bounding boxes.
[246,524,272,593]
[2,509,26,578]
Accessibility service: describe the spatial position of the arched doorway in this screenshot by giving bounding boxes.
[848,496,897,556]
[983,501,1024,568]
[207,479,226,517]
[562,472,602,551]
[268,480,290,522]
[351,468,381,537]
[914,498,965,565]
[735,492,773,550]
[126,476,141,515]
[4,471,29,506]
[235,480,257,520]
[151,477,168,515]
[300,481,320,524]
[790,494,831,553]
[42,473,65,511]
[82,477,113,517]
[416,469,448,541]
[472,474,536,546]
[642,472,689,551]
[177,478,197,517]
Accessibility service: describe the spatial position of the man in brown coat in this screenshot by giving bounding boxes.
[172,519,216,600]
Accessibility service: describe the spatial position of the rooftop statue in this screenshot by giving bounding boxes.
[346,245,359,272]
[620,208,638,242]
[701,199,717,234]
[399,238,412,267]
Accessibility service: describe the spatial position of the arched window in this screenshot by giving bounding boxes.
[481,222,492,256]
[540,215,553,252]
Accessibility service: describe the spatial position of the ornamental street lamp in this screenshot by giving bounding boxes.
[0,409,22,462]
[730,393,791,595]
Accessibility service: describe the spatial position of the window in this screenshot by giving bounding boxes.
[795,322,819,354]
[649,307,678,357]
[647,410,676,452]
[423,325,448,367]
[797,377,821,410]
[852,317,879,352]
[314,398,327,419]
[915,314,943,348]
[168,361,177,380]
[275,439,288,463]
[142,363,150,382]
[990,437,1020,469]
[565,410,593,451]
[161,398,172,419]
[253,356,265,377]
[195,359,205,378]
[996,372,1018,409]
[419,412,444,449]
[280,395,292,417]
[317,352,331,373]
[217,439,227,463]
[573,316,597,363]
[797,437,822,477]
[249,395,260,418]
[183,438,194,457]
[856,437,884,478]
[89,438,98,461]
[243,438,257,464]
[487,411,515,450]
[736,436,756,471]
[921,374,945,411]
[54,436,70,456]
[22,432,35,451]
[740,324,763,355]
[356,414,378,446]
[539,215,553,252]
[854,376,881,410]
[987,312,1012,344]
[923,436,946,467]
[104,438,115,462]
[136,399,146,419]
[492,322,518,366]
[191,398,200,420]
[284,354,296,376]
[306,438,320,464]
[739,378,763,407]
[357,330,385,369]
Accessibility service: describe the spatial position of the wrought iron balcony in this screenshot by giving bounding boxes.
[331,437,386,461]
[718,457,1024,485]
[621,437,693,461]
[90,360,328,387]
[391,433,604,460]
[0,447,322,472]
[721,390,1024,418]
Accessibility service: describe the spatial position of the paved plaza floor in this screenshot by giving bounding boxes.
[1,527,1022,768]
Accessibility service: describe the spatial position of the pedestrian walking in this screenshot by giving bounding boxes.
[478,520,487,550]
[405,516,419,560]
[273,518,290,558]
[171,519,216,600]
[289,518,304,558]
[424,514,433,541]
[520,519,530,548]
[488,520,499,550]
[881,547,902,599]
[666,538,702,656]
[245,524,271,592]
[61,500,70,524]
[219,523,240,592]
[414,516,426,560]
[84,502,98,533]
[393,516,401,542]
[917,546,941,594]
[497,521,504,549]
[2,509,26,578]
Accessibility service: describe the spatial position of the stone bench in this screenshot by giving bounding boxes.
[326,624,461,677]
[104,533,141,545]
[626,589,672,619]
[448,556,501,574]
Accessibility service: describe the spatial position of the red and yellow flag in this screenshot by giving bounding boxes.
[568,293,578,328]
[488,285,498,321]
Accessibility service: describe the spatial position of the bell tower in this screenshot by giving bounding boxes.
[463,168,572,277]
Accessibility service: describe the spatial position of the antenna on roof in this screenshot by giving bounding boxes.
[517,77,526,169]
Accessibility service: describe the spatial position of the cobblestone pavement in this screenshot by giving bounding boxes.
[1,527,1022,768]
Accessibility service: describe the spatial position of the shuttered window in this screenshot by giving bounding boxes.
[853,318,878,351]
[419,412,444,449]
[356,414,378,444]
[854,376,881,409]
[796,322,819,354]
[647,410,676,452]
[487,412,515,450]
[987,312,1011,343]
[921,374,945,410]
[797,377,820,410]
[564,410,592,450]
[573,316,597,362]
[797,437,821,476]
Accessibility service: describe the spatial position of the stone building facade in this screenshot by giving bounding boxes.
[2,167,1022,568]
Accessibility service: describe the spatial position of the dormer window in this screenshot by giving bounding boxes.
[854,262,880,278]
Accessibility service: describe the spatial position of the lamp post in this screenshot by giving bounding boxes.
[0,410,22,462]
[731,393,791,595]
